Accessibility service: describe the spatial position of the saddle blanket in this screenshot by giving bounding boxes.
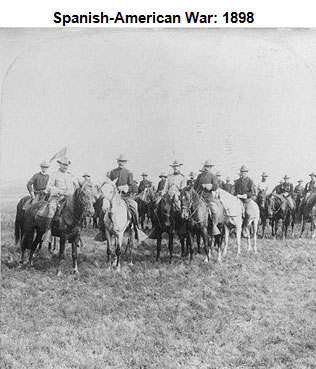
[217,189,244,217]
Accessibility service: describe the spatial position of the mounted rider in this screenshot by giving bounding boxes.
[193,159,220,236]
[82,172,93,188]
[161,159,187,209]
[234,165,256,205]
[216,171,225,189]
[278,175,295,210]
[257,172,271,195]
[138,172,152,194]
[42,156,78,245]
[157,171,167,194]
[108,154,140,231]
[25,161,50,208]
[304,172,316,197]
[223,176,234,194]
[273,179,284,195]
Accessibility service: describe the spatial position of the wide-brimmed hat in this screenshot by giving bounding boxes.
[203,160,214,167]
[216,171,221,176]
[283,175,290,180]
[170,159,183,167]
[297,179,303,183]
[261,172,268,177]
[199,165,206,172]
[83,172,90,178]
[309,172,316,177]
[141,172,148,177]
[159,171,167,178]
[57,156,71,165]
[240,165,248,172]
[40,161,49,168]
[116,154,128,162]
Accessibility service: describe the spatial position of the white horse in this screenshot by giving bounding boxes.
[101,179,136,271]
[242,199,260,253]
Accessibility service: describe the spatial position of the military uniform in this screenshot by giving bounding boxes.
[162,173,187,195]
[47,169,78,218]
[223,182,234,194]
[278,180,295,210]
[304,181,316,194]
[234,177,255,199]
[217,179,225,189]
[157,178,166,193]
[257,180,271,195]
[294,183,305,198]
[138,179,151,194]
[194,171,220,235]
[109,166,138,220]
[273,183,283,195]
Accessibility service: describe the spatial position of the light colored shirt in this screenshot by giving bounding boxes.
[161,173,187,196]
[257,180,271,195]
[47,170,78,197]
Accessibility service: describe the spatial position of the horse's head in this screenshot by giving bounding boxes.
[257,190,267,209]
[266,194,281,219]
[101,178,117,202]
[180,187,192,220]
[75,183,96,217]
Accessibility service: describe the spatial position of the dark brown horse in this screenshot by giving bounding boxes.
[256,190,268,238]
[299,192,316,238]
[180,185,211,262]
[18,184,96,274]
[151,190,185,262]
[134,185,156,230]
[265,194,293,238]
[15,192,47,247]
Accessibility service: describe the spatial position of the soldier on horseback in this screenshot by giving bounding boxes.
[157,171,167,194]
[26,161,50,204]
[138,172,151,194]
[223,176,234,194]
[108,154,140,230]
[304,172,316,197]
[216,171,225,189]
[161,160,187,208]
[42,156,78,246]
[257,172,271,195]
[234,165,256,203]
[278,175,295,210]
[193,160,220,235]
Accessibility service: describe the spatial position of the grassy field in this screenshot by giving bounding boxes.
[1,192,316,369]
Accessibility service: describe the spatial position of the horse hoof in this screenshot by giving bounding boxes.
[56,270,63,277]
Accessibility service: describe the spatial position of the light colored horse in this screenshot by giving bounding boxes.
[101,179,135,271]
[242,199,260,253]
[209,189,244,262]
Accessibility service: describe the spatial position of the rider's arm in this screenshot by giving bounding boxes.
[26,174,36,197]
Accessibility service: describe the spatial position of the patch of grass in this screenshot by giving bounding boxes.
[1,202,316,368]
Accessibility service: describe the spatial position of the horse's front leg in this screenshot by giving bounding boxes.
[299,217,306,238]
[115,232,123,272]
[186,231,194,263]
[156,233,162,262]
[71,235,80,275]
[201,228,210,263]
[261,216,266,238]
[236,224,242,257]
[56,237,66,276]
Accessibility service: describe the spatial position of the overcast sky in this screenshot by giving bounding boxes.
[1,28,316,189]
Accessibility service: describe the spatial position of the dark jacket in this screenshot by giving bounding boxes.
[27,172,49,194]
[157,179,166,192]
[304,181,316,194]
[194,171,219,201]
[234,177,255,198]
[223,182,234,194]
[110,167,134,193]
[138,179,151,194]
[294,184,304,197]
[279,182,293,194]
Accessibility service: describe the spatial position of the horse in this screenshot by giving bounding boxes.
[299,192,316,238]
[206,189,244,262]
[15,192,48,248]
[19,183,96,274]
[100,179,139,271]
[256,190,269,238]
[151,187,186,262]
[180,185,210,263]
[242,199,260,253]
[134,185,156,230]
[265,193,293,238]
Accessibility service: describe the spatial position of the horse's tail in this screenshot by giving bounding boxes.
[15,209,22,245]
